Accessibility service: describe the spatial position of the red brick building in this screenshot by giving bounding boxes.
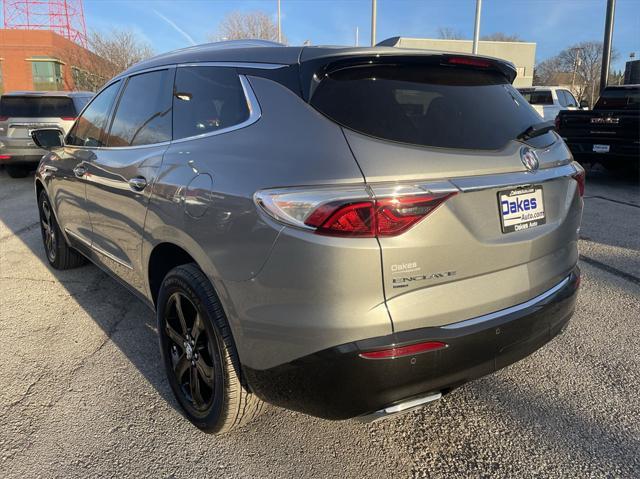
[0,29,111,94]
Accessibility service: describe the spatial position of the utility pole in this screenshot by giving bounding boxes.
[277,0,282,43]
[371,0,377,47]
[472,0,482,54]
[600,0,616,93]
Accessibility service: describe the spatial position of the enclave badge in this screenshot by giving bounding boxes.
[520,147,539,172]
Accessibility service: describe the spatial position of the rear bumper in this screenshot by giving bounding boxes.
[564,139,640,163]
[244,268,580,420]
[0,138,46,164]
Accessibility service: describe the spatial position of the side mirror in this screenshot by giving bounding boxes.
[579,100,589,109]
[31,128,64,150]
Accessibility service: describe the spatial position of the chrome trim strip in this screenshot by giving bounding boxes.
[170,75,261,144]
[450,163,577,192]
[176,61,286,70]
[441,275,571,330]
[65,228,133,270]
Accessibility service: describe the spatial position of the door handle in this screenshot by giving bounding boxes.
[128,176,147,192]
[73,165,86,177]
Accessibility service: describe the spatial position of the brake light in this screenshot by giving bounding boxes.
[60,117,76,121]
[300,193,454,237]
[359,341,448,359]
[0,116,8,121]
[447,56,491,68]
[572,168,585,197]
[0,155,11,160]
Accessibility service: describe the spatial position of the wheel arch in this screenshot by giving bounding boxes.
[147,242,198,307]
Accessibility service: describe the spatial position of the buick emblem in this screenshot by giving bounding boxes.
[520,147,539,172]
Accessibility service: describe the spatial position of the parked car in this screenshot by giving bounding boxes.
[0,91,93,178]
[31,41,584,433]
[556,84,640,172]
[517,86,585,121]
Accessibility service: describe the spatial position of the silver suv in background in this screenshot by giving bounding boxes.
[0,91,93,177]
[31,41,584,433]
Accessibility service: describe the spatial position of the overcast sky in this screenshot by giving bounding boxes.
[81,0,639,70]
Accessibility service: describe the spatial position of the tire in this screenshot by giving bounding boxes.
[37,190,87,269]
[6,165,30,178]
[157,263,264,433]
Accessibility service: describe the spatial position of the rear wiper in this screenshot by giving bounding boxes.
[516,120,555,141]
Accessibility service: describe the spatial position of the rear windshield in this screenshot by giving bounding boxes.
[310,64,545,150]
[594,88,640,110]
[0,96,76,118]
[518,89,553,105]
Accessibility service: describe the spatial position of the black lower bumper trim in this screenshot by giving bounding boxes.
[244,268,580,420]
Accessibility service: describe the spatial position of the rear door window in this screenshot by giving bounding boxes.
[311,64,545,150]
[106,69,173,147]
[67,81,121,147]
[172,66,250,140]
[0,96,76,118]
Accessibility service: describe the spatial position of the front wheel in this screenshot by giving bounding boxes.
[157,264,264,433]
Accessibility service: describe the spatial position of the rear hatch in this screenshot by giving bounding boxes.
[0,95,77,141]
[307,53,583,330]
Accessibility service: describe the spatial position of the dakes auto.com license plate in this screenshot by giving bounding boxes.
[498,186,546,233]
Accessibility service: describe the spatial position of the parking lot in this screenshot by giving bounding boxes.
[0,166,638,478]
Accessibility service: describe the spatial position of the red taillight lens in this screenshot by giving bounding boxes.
[0,155,12,160]
[376,194,454,236]
[447,56,491,68]
[303,193,455,237]
[0,116,8,121]
[60,117,76,121]
[572,168,585,197]
[305,201,374,236]
[554,114,560,131]
[359,341,448,359]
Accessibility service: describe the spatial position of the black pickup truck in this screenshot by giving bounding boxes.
[556,85,639,172]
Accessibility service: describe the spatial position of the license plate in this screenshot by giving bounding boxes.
[593,144,610,153]
[498,186,546,233]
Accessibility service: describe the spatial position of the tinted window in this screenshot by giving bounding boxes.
[0,96,76,117]
[106,69,173,147]
[311,64,544,150]
[518,89,553,105]
[66,81,121,147]
[594,88,640,110]
[173,66,250,140]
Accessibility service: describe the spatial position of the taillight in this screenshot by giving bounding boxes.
[0,116,8,121]
[0,155,11,160]
[359,341,448,360]
[255,186,455,238]
[60,117,76,121]
[572,167,585,197]
[554,114,560,131]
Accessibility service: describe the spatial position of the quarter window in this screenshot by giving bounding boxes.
[172,66,250,140]
[67,80,121,147]
[562,90,578,107]
[106,69,173,147]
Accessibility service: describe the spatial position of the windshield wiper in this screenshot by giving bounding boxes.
[516,120,555,141]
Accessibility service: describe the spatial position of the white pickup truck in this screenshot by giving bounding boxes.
[517,86,586,121]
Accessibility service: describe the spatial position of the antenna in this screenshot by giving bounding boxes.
[2,0,88,48]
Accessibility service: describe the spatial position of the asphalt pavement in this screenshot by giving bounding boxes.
[0,165,638,478]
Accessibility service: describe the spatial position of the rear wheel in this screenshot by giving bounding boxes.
[157,263,264,433]
[38,190,86,269]
[6,165,30,178]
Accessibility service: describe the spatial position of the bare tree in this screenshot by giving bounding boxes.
[533,41,618,107]
[89,28,155,78]
[212,11,283,43]
[437,27,465,40]
[481,32,523,42]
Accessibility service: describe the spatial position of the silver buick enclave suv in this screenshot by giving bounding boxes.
[31,40,584,433]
